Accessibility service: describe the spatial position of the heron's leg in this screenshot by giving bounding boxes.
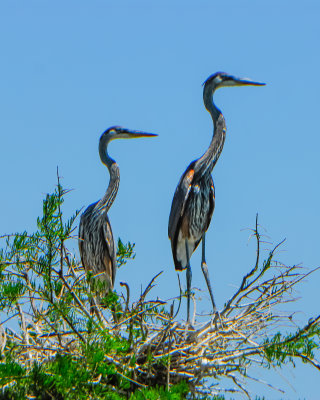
[185,239,192,323]
[201,234,217,313]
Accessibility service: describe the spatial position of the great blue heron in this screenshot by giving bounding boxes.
[79,126,157,305]
[168,72,265,322]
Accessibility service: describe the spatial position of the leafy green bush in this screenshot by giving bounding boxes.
[0,177,319,399]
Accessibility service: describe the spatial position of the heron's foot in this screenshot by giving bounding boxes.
[183,319,195,339]
[211,310,223,330]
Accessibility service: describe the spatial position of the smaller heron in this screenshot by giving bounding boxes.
[79,126,157,306]
[168,72,265,323]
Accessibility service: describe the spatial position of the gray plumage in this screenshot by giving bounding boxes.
[168,72,265,321]
[79,126,157,301]
[79,193,117,293]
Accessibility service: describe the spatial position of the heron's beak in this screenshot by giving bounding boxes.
[233,77,266,86]
[125,129,158,139]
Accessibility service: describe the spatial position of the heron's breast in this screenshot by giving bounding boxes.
[185,182,212,238]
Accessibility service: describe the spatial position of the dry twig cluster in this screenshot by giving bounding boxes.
[1,217,319,398]
[1,220,320,397]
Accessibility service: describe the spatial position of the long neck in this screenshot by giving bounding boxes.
[96,137,120,213]
[194,86,226,178]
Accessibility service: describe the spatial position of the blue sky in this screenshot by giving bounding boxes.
[1,1,320,398]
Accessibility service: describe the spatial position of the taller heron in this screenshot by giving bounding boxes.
[168,72,265,322]
[79,126,157,304]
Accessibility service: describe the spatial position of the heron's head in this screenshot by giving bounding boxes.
[100,126,158,143]
[203,72,265,92]
[98,126,157,166]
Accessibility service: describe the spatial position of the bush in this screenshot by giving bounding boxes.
[0,177,319,399]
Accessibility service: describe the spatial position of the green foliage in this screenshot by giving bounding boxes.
[128,381,189,399]
[0,178,319,399]
[264,322,320,368]
[0,177,145,399]
[117,238,135,268]
[0,358,190,400]
[0,177,195,399]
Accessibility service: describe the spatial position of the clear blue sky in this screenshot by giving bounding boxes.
[1,1,319,398]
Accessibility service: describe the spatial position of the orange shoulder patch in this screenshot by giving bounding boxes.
[185,169,194,184]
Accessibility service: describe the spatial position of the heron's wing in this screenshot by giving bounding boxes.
[168,161,196,241]
[78,203,96,271]
[206,175,215,231]
[102,215,117,287]
[78,214,85,266]
[78,203,116,290]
